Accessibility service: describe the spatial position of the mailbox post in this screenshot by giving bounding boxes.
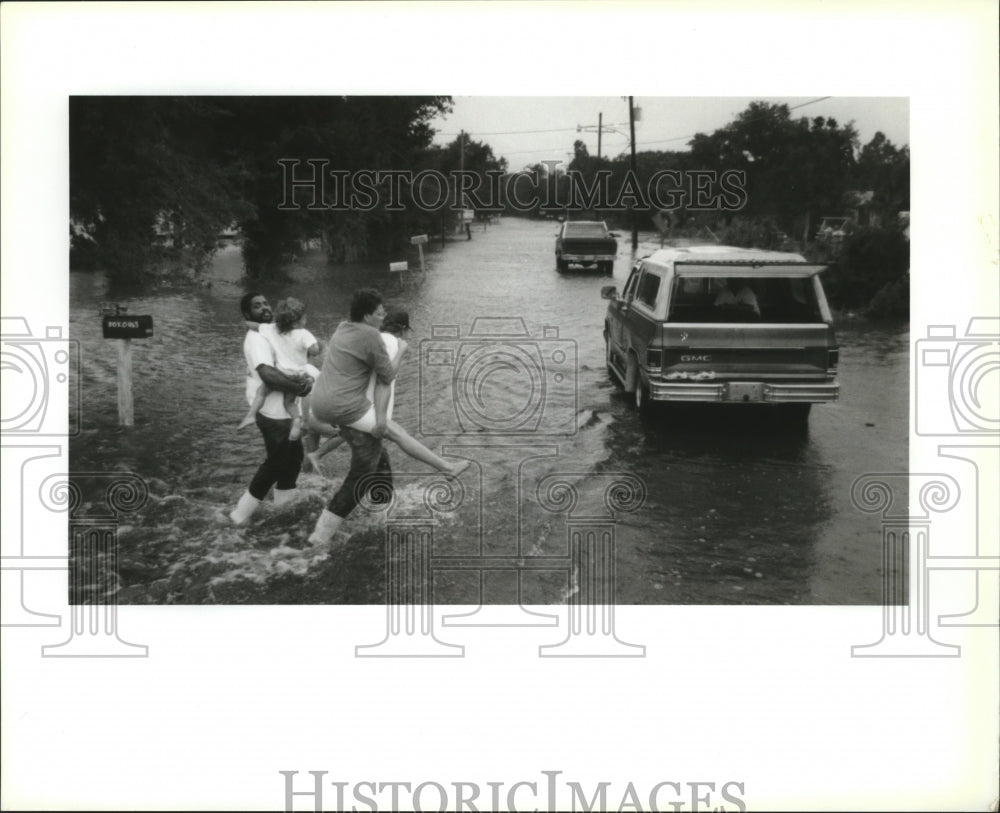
[389,260,408,289]
[100,304,153,427]
[410,233,428,272]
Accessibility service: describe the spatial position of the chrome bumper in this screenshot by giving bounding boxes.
[649,380,840,403]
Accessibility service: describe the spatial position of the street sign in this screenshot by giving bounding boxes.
[389,261,408,272]
[461,209,475,223]
[102,315,153,339]
[410,234,429,245]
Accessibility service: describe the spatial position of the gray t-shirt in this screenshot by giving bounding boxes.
[310,320,395,426]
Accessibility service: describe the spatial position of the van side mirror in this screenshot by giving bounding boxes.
[601,285,619,301]
[608,232,620,239]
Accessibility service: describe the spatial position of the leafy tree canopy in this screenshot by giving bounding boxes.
[70,96,453,281]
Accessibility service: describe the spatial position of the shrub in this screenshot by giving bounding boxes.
[819,225,909,313]
[719,216,792,251]
[867,272,910,319]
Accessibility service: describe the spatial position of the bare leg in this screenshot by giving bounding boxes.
[316,434,346,456]
[304,407,339,437]
[237,383,268,431]
[384,420,470,477]
[306,433,346,475]
[302,402,342,474]
[285,393,303,441]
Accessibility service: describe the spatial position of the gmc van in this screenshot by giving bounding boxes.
[601,245,839,420]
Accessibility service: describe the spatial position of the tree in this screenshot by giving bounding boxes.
[70,96,456,281]
[688,102,859,241]
[854,131,910,221]
[224,96,453,275]
[70,97,249,282]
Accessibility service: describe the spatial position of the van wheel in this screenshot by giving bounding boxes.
[605,334,619,385]
[556,257,569,271]
[599,261,612,274]
[633,377,653,415]
[625,366,653,415]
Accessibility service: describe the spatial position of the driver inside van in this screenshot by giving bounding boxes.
[713,278,760,316]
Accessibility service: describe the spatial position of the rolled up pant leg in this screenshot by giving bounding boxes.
[249,414,304,500]
[328,426,393,518]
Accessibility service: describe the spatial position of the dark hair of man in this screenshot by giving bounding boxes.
[349,288,383,322]
[240,291,262,320]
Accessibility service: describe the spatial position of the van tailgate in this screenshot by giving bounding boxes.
[657,323,835,379]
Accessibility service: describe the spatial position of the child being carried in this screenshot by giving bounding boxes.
[238,297,320,441]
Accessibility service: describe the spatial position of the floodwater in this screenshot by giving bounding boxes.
[68,217,908,605]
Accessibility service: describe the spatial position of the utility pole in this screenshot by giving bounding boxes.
[578,114,626,161]
[459,130,465,208]
[629,96,638,250]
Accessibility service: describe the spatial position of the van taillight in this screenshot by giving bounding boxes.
[646,348,663,368]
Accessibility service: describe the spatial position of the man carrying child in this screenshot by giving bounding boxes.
[228,292,314,526]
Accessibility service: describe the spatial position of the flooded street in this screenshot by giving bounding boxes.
[69,217,908,605]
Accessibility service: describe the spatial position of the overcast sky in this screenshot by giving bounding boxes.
[431,96,909,171]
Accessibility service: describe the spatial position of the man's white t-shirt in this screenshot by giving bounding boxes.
[243,330,292,420]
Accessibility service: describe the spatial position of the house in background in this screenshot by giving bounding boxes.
[843,190,880,228]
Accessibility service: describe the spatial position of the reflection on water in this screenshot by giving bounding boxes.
[68,221,908,605]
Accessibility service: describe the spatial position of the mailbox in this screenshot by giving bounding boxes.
[102,315,153,339]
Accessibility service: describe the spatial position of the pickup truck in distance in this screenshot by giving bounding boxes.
[555,220,618,273]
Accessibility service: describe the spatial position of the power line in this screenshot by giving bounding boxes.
[633,96,835,149]
[441,96,838,160]
[437,126,579,137]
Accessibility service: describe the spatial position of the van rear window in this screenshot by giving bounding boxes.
[667,276,825,323]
